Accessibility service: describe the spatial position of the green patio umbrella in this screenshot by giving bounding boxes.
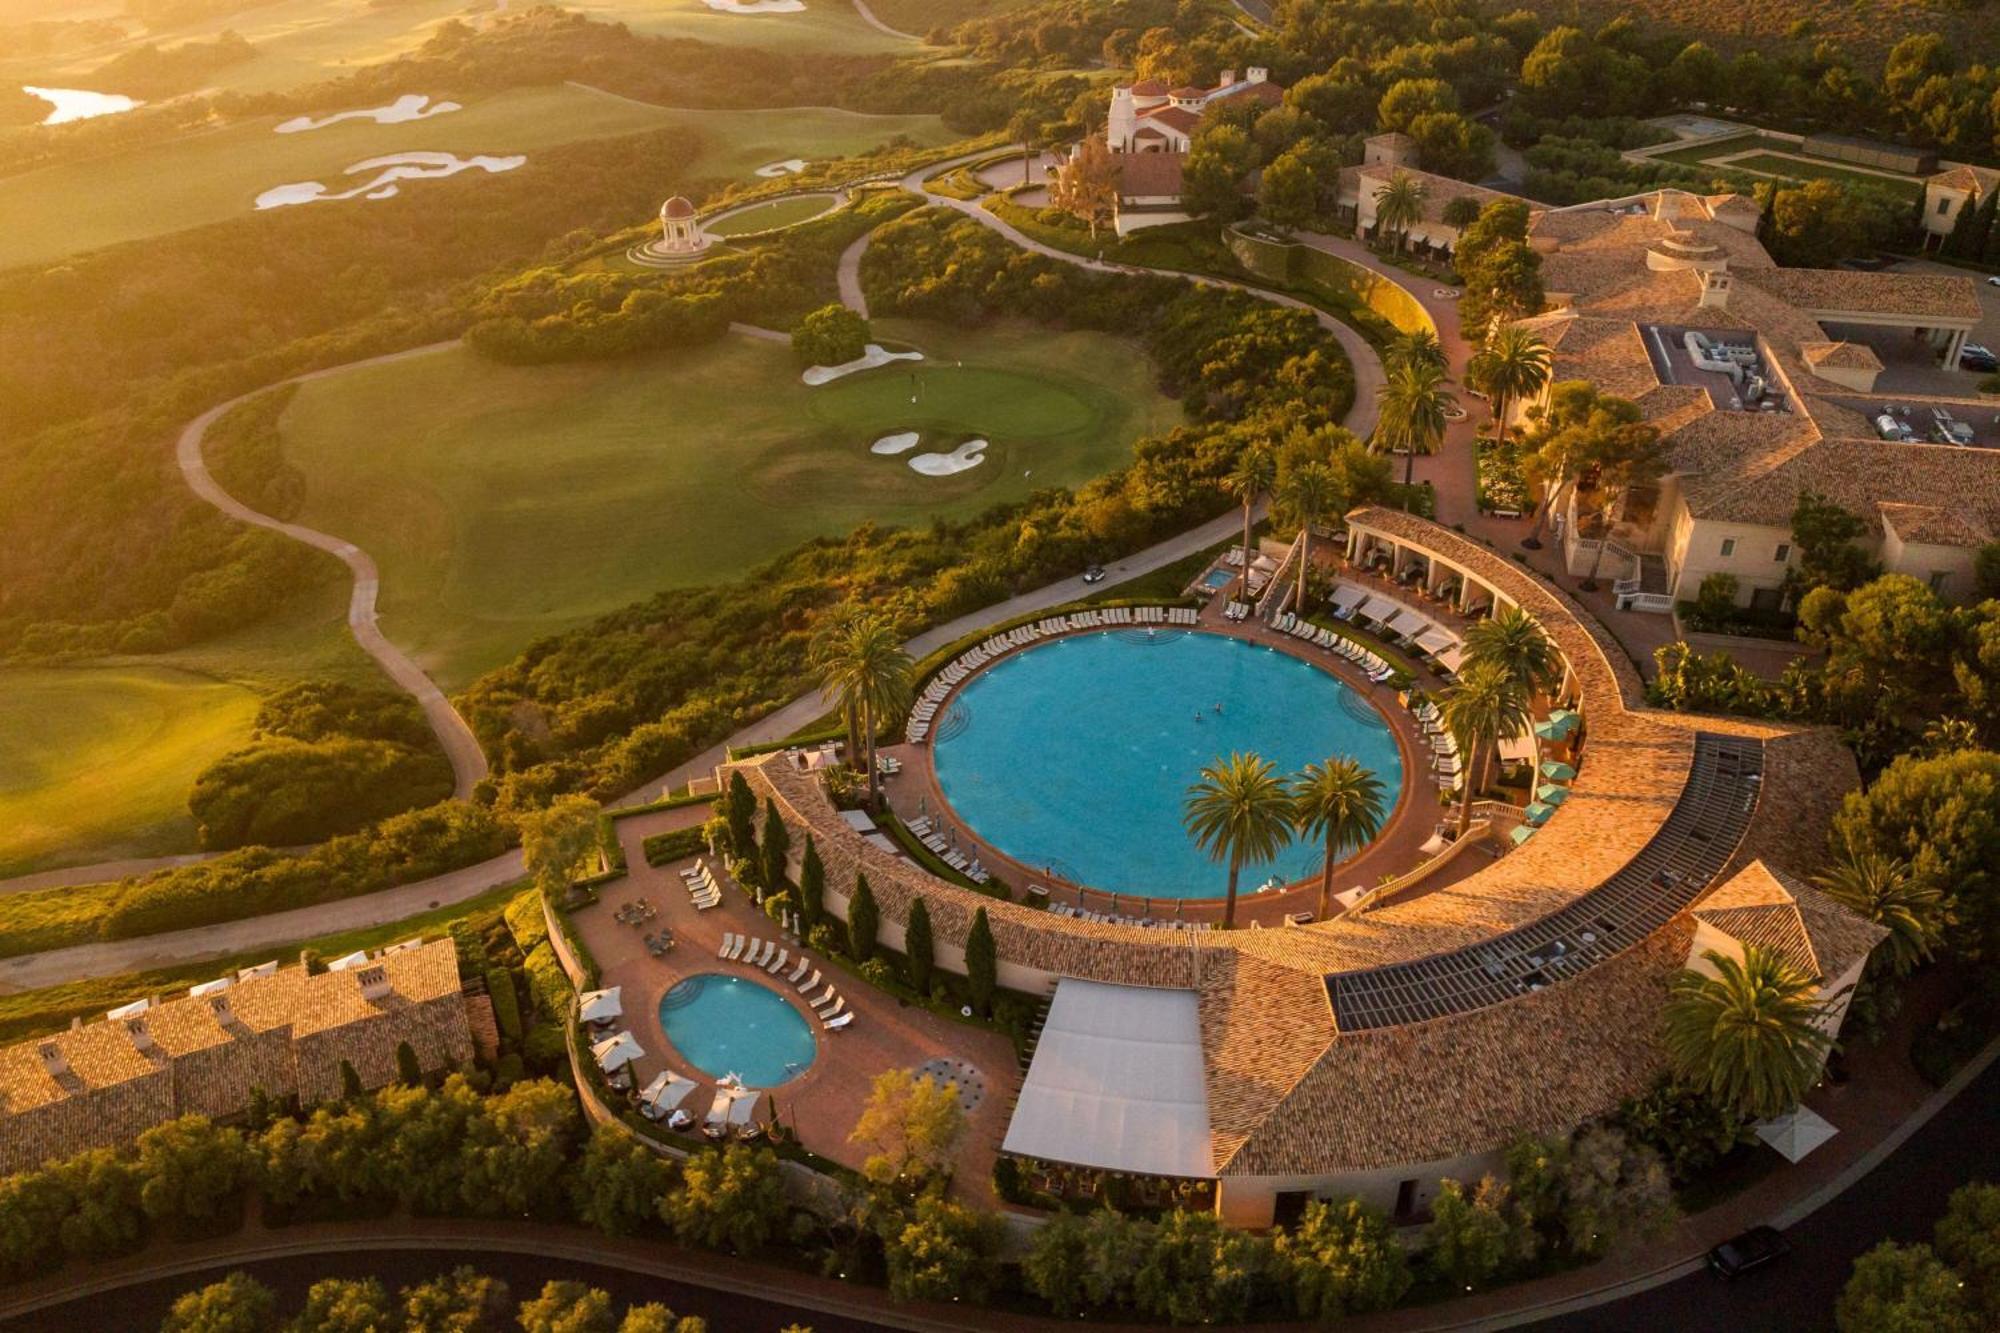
[1508,824,1537,845]
[1536,783,1570,805]
[1524,801,1556,825]
[1539,760,1577,782]
[1549,708,1580,730]
[1533,719,1567,741]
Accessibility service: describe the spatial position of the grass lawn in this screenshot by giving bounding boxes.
[862,0,1046,35]
[563,0,913,54]
[274,318,1182,686]
[1647,133,1772,167]
[705,191,842,235]
[1715,151,1922,197]
[0,83,951,267]
[0,665,260,879]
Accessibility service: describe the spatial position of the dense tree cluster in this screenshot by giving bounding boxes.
[161,1270,708,1333]
[89,30,255,98]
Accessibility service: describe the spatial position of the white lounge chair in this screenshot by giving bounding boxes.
[824,1011,854,1031]
[796,968,821,994]
[786,956,811,984]
[816,996,846,1019]
[717,932,736,959]
[810,984,837,1007]
[765,948,788,975]
[726,935,748,961]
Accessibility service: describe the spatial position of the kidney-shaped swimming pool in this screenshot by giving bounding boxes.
[931,629,1404,899]
[658,973,816,1088]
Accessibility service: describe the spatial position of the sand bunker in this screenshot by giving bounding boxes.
[802,343,922,386]
[703,0,804,11]
[255,152,526,210]
[754,158,809,177]
[276,94,461,134]
[870,431,920,455]
[909,439,989,476]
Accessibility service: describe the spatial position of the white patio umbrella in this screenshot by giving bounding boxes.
[578,986,623,1024]
[1755,1105,1837,1163]
[590,1030,644,1072]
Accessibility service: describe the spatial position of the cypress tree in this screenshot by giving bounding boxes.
[395,1041,424,1087]
[798,834,825,928]
[1977,185,2000,263]
[339,1059,364,1098]
[725,771,757,857]
[1944,187,1985,258]
[760,797,792,891]
[848,873,879,963]
[905,897,935,994]
[966,907,996,1017]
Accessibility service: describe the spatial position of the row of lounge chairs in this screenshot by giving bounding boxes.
[716,934,856,1031]
[680,859,724,910]
[906,816,990,884]
[1413,699,1464,792]
[1272,613,1396,682]
[1221,600,1253,621]
[1048,901,1213,931]
[906,606,1199,742]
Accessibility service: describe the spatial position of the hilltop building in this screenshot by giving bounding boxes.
[0,939,472,1173]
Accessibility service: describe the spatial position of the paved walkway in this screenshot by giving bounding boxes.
[836,230,870,317]
[849,0,919,40]
[175,342,490,800]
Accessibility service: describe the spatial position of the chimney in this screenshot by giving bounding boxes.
[125,1019,157,1054]
[1218,69,1235,87]
[1700,270,1732,309]
[209,995,245,1034]
[356,965,393,1002]
[1247,66,1268,84]
[37,1042,69,1079]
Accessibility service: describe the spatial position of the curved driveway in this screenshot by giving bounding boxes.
[176,343,490,800]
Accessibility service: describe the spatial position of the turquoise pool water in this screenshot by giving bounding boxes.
[931,630,1403,899]
[1201,568,1235,590]
[658,973,816,1087]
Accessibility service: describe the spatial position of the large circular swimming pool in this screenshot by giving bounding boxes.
[658,973,816,1088]
[931,629,1404,899]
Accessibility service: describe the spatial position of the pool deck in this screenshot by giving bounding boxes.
[884,590,1468,927]
[573,805,1021,1204]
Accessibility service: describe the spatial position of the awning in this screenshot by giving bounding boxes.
[1002,979,1212,1179]
[1330,582,1367,614]
[578,986,623,1024]
[1413,626,1458,657]
[1436,645,1465,675]
[1756,1105,1838,1162]
[591,1030,644,1072]
[1387,608,1431,639]
[839,809,877,833]
[1498,733,1538,763]
[1358,594,1401,624]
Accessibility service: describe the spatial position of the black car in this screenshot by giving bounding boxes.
[1707,1226,1791,1280]
[1960,343,1998,373]
[1081,564,1106,584]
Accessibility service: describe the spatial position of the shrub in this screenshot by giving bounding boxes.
[641,827,707,867]
[791,303,870,367]
[488,969,523,1043]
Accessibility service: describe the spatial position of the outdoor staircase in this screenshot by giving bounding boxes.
[1614,553,1673,613]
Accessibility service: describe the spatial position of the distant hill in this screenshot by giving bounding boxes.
[1557,0,1998,67]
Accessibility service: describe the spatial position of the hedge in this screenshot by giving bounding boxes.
[642,826,709,867]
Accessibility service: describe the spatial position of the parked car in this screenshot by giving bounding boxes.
[1987,275,2000,287]
[1960,343,1998,372]
[1708,1226,1791,1280]
[1081,564,1106,584]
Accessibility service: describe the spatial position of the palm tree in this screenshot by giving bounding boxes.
[812,610,912,810]
[1371,171,1427,253]
[1183,752,1296,929]
[1439,660,1530,834]
[1375,357,1457,489]
[1388,327,1446,375]
[1466,323,1552,443]
[1292,758,1388,922]
[1662,945,1831,1120]
[1462,605,1562,699]
[1279,462,1341,613]
[1225,447,1276,600]
[1814,849,1944,978]
[810,603,867,765]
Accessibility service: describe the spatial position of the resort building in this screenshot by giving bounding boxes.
[1333,132,1515,256]
[1513,187,1998,609]
[1065,67,1285,235]
[1921,163,2000,244]
[0,939,472,1173]
[733,508,1884,1228]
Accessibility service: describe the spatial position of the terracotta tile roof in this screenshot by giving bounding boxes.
[1734,268,1983,322]
[1136,105,1201,135]
[1878,500,1992,547]
[1694,860,1887,986]
[1802,341,1883,371]
[1350,165,1513,227]
[1128,80,1167,96]
[1928,165,1987,194]
[1117,153,1186,198]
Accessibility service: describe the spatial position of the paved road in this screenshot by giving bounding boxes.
[837,229,871,316]
[1527,1053,2000,1332]
[0,853,212,898]
[175,343,490,800]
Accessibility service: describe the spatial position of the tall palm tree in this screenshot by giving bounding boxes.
[1439,659,1530,834]
[1466,323,1552,442]
[1388,327,1446,375]
[1292,758,1388,922]
[1279,462,1342,613]
[1662,945,1831,1120]
[1372,172,1427,253]
[812,610,911,810]
[810,603,868,765]
[1814,849,1944,978]
[1225,447,1276,600]
[1375,357,1457,490]
[1462,605,1563,699]
[1183,752,1296,929]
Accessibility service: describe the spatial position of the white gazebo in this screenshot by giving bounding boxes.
[657,195,708,255]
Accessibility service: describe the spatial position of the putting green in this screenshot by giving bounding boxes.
[0,83,951,267]
[705,192,842,236]
[563,0,912,55]
[0,665,260,878]
[273,318,1182,685]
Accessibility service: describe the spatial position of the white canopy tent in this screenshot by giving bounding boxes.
[1413,626,1459,658]
[1330,583,1367,615]
[1001,980,1212,1179]
[1357,594,1401,625]
[1756,1105,1838,1163]
[578,986,623,1024]
[1435,644,1466,675]
[590,1030,644,1072]
[1386,607,1431,640]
